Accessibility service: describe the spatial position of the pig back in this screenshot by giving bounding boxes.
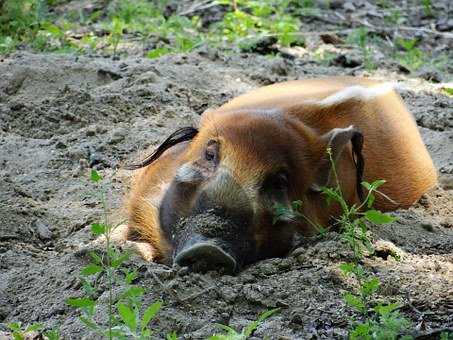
[215,78,437,210]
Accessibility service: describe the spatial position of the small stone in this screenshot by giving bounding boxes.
[415,67,443,83]
[270,58,288,76]
[109,128,126,144]
[86,125,97,136]
[320,33,344,45]
[96,125,108,134]
[331,54,362,68]
[436,18,453,32]
[35,221,53,241]
[421,222,434,232]
[55,140,67,149]
[343,2,356,11]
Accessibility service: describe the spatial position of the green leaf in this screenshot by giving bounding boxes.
[367,193,375,208]
[146,47,171,59]
[166,331,178,340]
[344,293,365,313]
[90,223,106,235]
[7,322,22,332]
[81,264,103,276]
[350,322,372,339]
[111,252,130,268]
[124,270,138,284]
[123,286,144,299]
[66,297,96,315]
[117,303,137,332]
[339,262,356,275]
[25,323,43,332]
[43,329,60,340]
[141,301,162,331]
[89,251,103,265]
[244,308,280,337]
[79,316,99,332]
[365,210,395,224]
[442,88,453,96]
[374,303,400,316]
[361,277,380,296]
[90,169,102,182]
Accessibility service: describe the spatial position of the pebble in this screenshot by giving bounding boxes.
[109,128,126,144]
[35,221,53,241]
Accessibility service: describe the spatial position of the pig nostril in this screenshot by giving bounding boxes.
[174,242,236,274]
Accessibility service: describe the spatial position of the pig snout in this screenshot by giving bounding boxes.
[174,234,237,274]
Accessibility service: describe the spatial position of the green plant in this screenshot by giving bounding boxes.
[66,170,163,339]
[395,38,426,72]
[322,148,395,259]
[421,0,433,17]
[209,308,280,340]
[340,263,412,340]
[347,28,375,71]
[215,0,301,49]
[7,322,43,340]
[440,332,453,340]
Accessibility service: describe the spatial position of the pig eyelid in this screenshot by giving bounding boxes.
[204,139,219,162]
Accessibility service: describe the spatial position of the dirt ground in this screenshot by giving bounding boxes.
[1,2,453,339]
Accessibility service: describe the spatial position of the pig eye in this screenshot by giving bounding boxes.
[204,140,219,162]
[205,148,215,161]
[263,171,289,191]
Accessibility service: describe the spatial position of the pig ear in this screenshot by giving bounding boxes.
[125,127,198,170]
[311,125,364,195]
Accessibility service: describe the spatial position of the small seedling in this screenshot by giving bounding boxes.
[347,28,375,71]
[340,263,412,340]
[209,308,280,340]
[7,322,43,340]
[67,169,163,339]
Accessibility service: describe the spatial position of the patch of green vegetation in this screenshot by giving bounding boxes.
[0,0,306,57]
[421,0,433,17]
[322,148,413,339]
[347,28,376,71]
[395,38,426,72]
[340,263,412,340]
[66,169,166,339]
[7,322,59,340]
[0,0,77,53]
[209,308,280,340]
[278,146,413,339]
[442,87,453,96]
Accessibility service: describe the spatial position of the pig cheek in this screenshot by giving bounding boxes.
[159,179,201,249]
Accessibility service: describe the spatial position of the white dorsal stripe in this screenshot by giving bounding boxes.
[313,83,401,107]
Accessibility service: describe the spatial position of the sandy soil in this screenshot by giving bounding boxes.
[0,2,452,338]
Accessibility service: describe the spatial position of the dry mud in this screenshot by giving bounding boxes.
[0,49,452,339]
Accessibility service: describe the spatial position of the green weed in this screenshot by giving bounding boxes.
[7,321,60,340]
[209,308,280,340]
[322,148,395,259]
[347,28,375,71]
[66,169,163,339]
[340,263,412,340]
[421,0,433,17]
[395,38,426,72]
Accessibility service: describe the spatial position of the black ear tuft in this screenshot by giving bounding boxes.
[351,130,365,202]
[125,127,198,170]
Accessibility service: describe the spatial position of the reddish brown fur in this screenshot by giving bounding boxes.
[125,77,437,261]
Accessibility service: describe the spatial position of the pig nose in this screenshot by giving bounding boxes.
[174,237,237,274]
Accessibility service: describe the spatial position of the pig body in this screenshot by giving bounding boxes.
[125,77,437,271]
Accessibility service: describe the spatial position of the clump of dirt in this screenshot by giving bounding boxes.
[0,45,452,339]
